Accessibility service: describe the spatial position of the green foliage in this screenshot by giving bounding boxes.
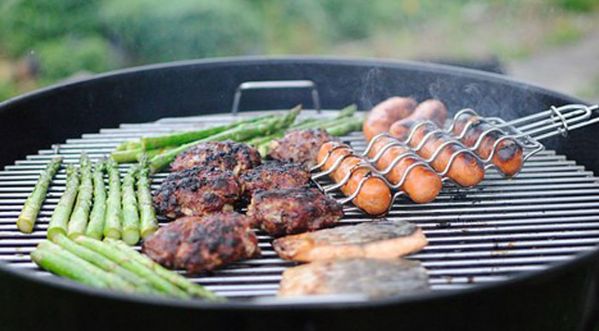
[0,80,17,103]
[36,36,115,82]
[0,0,102,56]
[553,0,599,12]
[99,0,263,62]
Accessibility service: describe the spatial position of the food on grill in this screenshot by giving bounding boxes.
[103,159,123,239]
[273,220,427,262]
[239,160,311,200]
[17,156,62,233]
[389,99,448,139]
[142,114,275,150]
[137,164,159,239]
[170,140,262,174]
[47,165,80,240]
[268,129,333,167]
[106,239,220,300]
[67,154,93,239]
[76,236,189,297]
[247,188,343,237]
[363,97,417,141]
[149,106,301,172]
[53,234,155,293]
[392,121,485,187]
[121,167,140,245]
[452,112,524,177]
[85,161,107,239]
[142,212,260,273]
[367,135,442,203]
[153,167,240,219]
[278,258,429,298]
[33,240,137,292]
[317,141,393,216]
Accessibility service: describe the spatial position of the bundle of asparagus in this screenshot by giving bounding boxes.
[32,234,220,300]
[112,105,363,173]
[44,156,157,245]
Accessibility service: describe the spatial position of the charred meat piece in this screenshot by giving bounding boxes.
[268,129,333,168]
[142,212,260,273]
[278,258,429,298]
[273,220,427,262]
[153,167,240,219]
[239,160,311,200]
[247,188,343,237]
[171,141,261,173]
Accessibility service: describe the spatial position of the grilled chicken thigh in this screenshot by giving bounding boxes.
[247,187,343,237]
[273,220,427,262]
[268,129,333,168]
[153,167,240,219]
[278,258,429,298]
[171,141,261,173]
[142,212,259,273]
[239,160,311,200]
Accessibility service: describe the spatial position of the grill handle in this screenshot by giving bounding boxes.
[231,80,321,115]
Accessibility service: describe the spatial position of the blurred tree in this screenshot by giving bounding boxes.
[100,0,263,62]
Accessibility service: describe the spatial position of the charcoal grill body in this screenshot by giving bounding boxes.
[0,57,597,330]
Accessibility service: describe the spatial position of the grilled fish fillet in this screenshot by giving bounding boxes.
[278,258,429,298]
[272,220,427,262]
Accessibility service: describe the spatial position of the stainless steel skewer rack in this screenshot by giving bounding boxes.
[311,103,599,214]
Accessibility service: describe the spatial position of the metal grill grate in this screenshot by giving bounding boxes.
[1,110,599,301]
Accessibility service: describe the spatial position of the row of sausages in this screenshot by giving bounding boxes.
[317,97,524,216]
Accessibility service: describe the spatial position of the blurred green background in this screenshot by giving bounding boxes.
[1,0,598,102]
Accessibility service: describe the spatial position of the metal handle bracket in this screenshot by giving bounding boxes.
[231,80,321,115]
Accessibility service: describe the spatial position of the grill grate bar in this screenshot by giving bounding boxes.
[2,110,599,301]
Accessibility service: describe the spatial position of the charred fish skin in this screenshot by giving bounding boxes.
[247,187,343,237]
[171,140,261,174]
[239,160,311,201]
[273,220,427,262]
[278,258,429,299]
[153,167,240,219]
[268,129,333,167]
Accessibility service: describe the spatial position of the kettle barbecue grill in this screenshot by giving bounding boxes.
[1,57,599,331]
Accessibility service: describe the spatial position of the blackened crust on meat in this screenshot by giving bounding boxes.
[239,161,311,200]
[174,212,260,273]
[268,129,333,167]
[141,216,200,268]
[247,187,343,237]
[170,141,261,174]
[142,212,260,274]
[153,167,240,219]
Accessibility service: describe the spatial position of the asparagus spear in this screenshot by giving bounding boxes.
[47,166,79,240]
[106,239,221,300]
[149,105,301,173]
[52,234,156,293]
[140,114,276,151]
[137,160,158,239]
[103,159,122,239]
[17,157,62,233]
[121,167,140,245]
[291,104,357,130]
[75,236,189,298]
[85,161,107,239]
[67,154,93,239]
[115,140,142,151]
[326,116,364,136]
[32,240,136,292]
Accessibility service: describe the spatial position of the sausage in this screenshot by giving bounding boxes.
[389,99,448,139]
[452,112,523,177]
[317,142,392,216]
[363,97,417,141]
[393,122,485,187]
[367,136,442,203]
